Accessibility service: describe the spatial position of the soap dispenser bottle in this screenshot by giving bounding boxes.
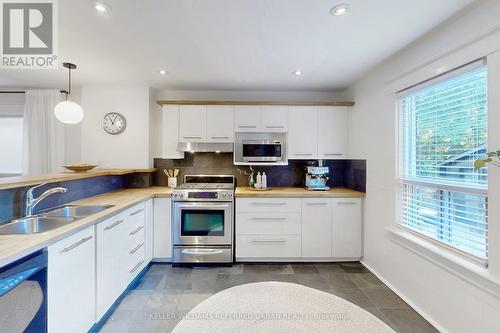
[262,172,267,189]
[256,172,262,189]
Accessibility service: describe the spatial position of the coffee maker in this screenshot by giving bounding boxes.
[305,161,330,191]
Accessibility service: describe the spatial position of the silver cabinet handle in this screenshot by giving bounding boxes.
[294,153,313,156]
[130,208,144,216]
[251,202,287,205]
[210,136,230,139]
[238,125,257,128]
[251,239,287,243]
[129,225,144,236]
[104,219,124,230]
[323,153,343,156]
[265,126,284,129]
[130,261,144,274]
[60,236,93,253]
[183,136,202,139]
[306,202,329,206]
[129,243,144,255]
[337,202,359,205]
[250,217,287,221]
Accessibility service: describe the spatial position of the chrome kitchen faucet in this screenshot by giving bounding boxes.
[25,183,68,217]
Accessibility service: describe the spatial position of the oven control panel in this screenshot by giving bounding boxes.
[172,191,233,201]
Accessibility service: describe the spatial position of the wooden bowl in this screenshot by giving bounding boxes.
[63,164,97,173]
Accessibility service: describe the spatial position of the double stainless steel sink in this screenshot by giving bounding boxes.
[0,205,113,235]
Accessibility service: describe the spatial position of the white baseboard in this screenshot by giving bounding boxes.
[360,260,447,333]
[236,257,361,262]
[152,257,172,263]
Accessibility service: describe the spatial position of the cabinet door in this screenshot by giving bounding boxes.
[332,199,362,258]
[234,105,261,132]
[144,199,154,264]
[318,106,348,159]
[96,213,128,320]
[162,105,184,159]
[48,226,95,333]
[179,105,207,141]
[261,105,288,132]
[301,199,332,257]
[153,198,172,260]
[288,106,318,159]
[206,105,234,142]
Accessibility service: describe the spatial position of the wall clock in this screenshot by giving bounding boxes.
[103,112,127,135]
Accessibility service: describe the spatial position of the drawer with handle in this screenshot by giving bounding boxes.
[236,213,301,235]
[236,198,301,213]
[128,258,145,278]
[49,225,94,255]
[128,223,145,247]
[173,247,232,264]
[236,235,301,258]
[128,241,145,270]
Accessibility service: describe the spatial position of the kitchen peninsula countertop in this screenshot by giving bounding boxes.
[0,187,172,267]
[0,168,157,190]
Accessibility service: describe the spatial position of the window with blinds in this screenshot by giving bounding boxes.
[398,60,488,263]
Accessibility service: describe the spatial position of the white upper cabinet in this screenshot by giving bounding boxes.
[289,106,349,160]
[162,105,184,159]
[234,105,261,132]
[179,105,207,141]
[206,105,234,142]
[261,105,288,132]
[318,106,348,159]
[288,106,318,159]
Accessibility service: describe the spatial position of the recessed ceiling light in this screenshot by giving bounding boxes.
[330,3,350,16]
[293,70,302,76]
[159,70,167,75]
[93,2,110,13]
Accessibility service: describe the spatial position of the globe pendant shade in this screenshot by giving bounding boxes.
[54,101,84,124]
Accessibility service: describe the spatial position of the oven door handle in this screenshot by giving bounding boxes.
[181,249,225,256]
[175,203,231,210]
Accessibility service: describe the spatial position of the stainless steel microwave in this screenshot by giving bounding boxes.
[242,140,283,162]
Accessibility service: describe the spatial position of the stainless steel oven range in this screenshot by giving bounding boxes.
[172,175,234,264]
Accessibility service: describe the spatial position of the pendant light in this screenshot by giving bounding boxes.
[54,62,84,124]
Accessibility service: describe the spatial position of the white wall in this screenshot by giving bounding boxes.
[346,1,500,332]
[81,85,150,168]
[149,87,162,162]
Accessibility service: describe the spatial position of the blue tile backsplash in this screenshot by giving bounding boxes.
[0,176,124,225]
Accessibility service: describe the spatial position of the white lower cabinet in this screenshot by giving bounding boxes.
[144,199,154,263]
[332,199,362,258]
[96,202,148,320]
[236,235,301,258]
[236,197,362,261]
[153,198,172,260]
[301,199,332,258]
[48,226,95,333]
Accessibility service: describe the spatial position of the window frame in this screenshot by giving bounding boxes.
[396,59,489,266]
[0,115,24,177]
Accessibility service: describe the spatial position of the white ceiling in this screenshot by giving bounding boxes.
[0,0,475,91]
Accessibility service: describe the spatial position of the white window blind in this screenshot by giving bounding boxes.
[399,60,488,262]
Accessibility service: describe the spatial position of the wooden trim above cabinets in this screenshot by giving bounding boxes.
[156,100,355,107]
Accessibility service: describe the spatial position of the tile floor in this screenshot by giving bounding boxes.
[100,262,438,333]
